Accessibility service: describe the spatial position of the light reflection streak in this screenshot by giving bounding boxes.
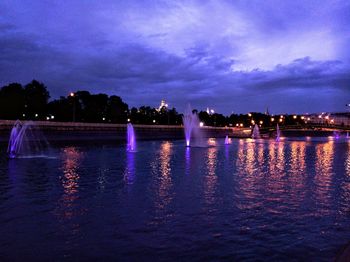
[185,147,190,175]
[56,147,84,222]
[235,141,263,210]
[340,143,350,214]
[265,142,286,214]
[204,146,218,206]
[154,141,173,211]
[314,141,334,215]
[124,152,135,185]
[288,141,307,205]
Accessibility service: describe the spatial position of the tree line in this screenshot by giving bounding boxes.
[0,80,305,127]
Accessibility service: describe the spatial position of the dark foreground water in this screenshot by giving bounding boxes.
[1,137,350,261]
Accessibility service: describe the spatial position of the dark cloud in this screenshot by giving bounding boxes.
[0,0,349,114]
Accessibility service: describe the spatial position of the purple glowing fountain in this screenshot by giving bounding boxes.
[252,124,260,139]
[7,121,48,158]
[182,105,205,147]
[127,123,136,152]
[276,124,281,142]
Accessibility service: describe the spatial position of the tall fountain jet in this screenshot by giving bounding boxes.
[182,105,205,147]
[276,124,281,142]
[127,123,136,152]
[8,121,48,158]
[252,124,260,139]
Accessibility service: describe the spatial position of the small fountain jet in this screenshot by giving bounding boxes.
[276,124,281,142]
[252,124,260,139]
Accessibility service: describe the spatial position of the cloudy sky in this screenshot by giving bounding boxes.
[0,0,349,114]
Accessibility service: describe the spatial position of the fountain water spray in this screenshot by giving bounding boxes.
[127,123,136,152]
[347,132,349,139]
[276,124,281,142]
[182,105,205,147]
[224,135,230,145]
[7,121,49,158]
[252,124,260,139]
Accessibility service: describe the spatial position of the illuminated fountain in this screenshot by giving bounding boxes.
[252,124,260,139]
[127,123,136,152]
[7,121,49,158]
[224,135,230,145]
[182,105,205,147]
[333,131,340,140]
[347,132,349,139]
[276,124,281,142]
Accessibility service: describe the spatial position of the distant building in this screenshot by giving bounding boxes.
[157,99,168,111]
[307,112,350,127]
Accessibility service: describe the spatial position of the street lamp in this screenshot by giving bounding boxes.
[70,92,76,122]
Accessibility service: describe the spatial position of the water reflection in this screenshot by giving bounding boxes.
[314,141,334,215]
[204,146,218,206]
[235,141,264,210]
[56,147,84,221]
[185,147,190,176]
[288,142,307,206]
[346,142,350,176]
[124,152,135,185]
[152,141,173,211]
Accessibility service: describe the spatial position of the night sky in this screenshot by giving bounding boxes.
[0,0,349,114]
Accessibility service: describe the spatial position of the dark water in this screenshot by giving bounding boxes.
[1,137,350,261]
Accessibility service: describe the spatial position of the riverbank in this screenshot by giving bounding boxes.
[0,120,251,142]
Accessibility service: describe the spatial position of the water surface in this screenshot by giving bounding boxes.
[0,138,350,261]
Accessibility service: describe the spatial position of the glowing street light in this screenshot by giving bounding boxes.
[199,122,204,127]
[127,118,131,122]
[279,118,283,123]
[271,117,275,122]
[240,123,243,127]
[69,92,76,122]
[293,115,297,119]
[259,120,263,125]
[248,113,252,117]
[251,120,255,124]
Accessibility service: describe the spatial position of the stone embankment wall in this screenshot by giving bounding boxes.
[0,120,251,142]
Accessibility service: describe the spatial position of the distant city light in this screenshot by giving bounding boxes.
[240,123,243,127]
[251,120,255,124]
[35,113,38,117]
[248,113,252,117]
[46,117,50,120]
[279,118,283,122]
[325,116,329,120]
[153,119,156,123]
[293,115,297,119]
[210,109,215,114]
[127,118,130,122]
[280,115,284,118]
[259,120,263,125]
[102,117,105,121]
[22,114,25,117]
[330,119,334,123]
[51,115,54,119]
[199,122,204,127]
[301,116,305,120]
[318,115,322,118]
[70,92,74,97]
[271,117,275,122]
